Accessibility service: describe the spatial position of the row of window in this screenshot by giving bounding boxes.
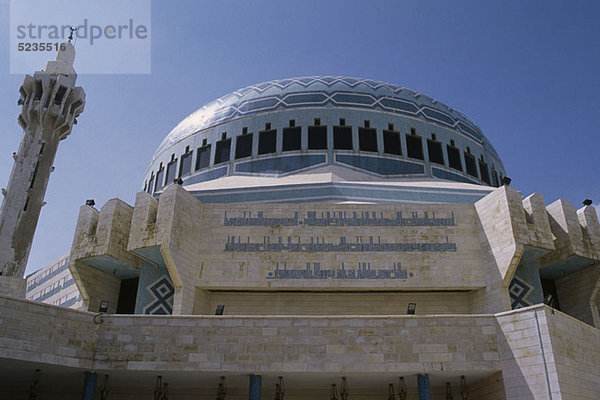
[146,119,503,193]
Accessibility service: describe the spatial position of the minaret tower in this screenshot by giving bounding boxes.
[0,42,85,296]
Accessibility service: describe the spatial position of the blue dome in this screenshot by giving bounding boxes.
[145,76,506,204]
[154,76,499,162]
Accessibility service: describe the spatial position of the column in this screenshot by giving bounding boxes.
[81,371,97,400]
[417,374,431,400]
[249,374,262,400]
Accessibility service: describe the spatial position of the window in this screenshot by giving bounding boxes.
[446,144,462,171]
[147,173,154,193]
[308,123,327,150]
[479,157,491,185]
[464,150,478,178]
[235,132,253,159]
[333,122,352,150]
[196,145,211,170]
[492,168,499,187]
[427,136,444,165]
[283,126,301,151]
[179,147,193,177]
[166,155,177,184]
[258,127,276,155]
[214,138,231,164]
[358,126,377,152]
[383,128,402,155]
[155,163,165,189]
[406,131,424,160]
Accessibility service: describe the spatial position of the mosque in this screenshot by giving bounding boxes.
[1,46,599,399]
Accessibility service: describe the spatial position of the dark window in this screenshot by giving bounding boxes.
[464,152,478,178]
[308,125,327,149]
[214,139,231,164]
[179,150,193,177]
[364,120,371,128]
[155,165,164,189]
[148,173,155,194]
[358,127,377,152]
[258,129,276,155]
[289,119,296,127]
[283,126,301,151]
[333,126,352,150]
[383,130,402,155]
[446,144,462,171]
[54,86,67,105]
[406,134,424,160]
[34,80,42,100]
[166,158,177,184]
[427,139,444,165]
[235,133,253,159]
[196,145,211,170]
[479,158,491,185]
[492,168,499,187]
[339,118,346,126]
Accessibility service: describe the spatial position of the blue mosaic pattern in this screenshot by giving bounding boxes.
[143,276,174,315]
[509,276,534,309]
[155,76,495,159]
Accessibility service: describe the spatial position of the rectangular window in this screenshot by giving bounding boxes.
[479,159,491,185]
[446,145,462,171]
[196,145,211,170]
[258,129,277,155]
[333,126,352,150]
[214,139,231,164]
[427,139,444,165]
[406,134,424,160]
[235,133,253,159]
[492,168,499,187]
[308,125,327,149]
[179,151,192,177]
[166,159,177,184]
[358,127,377,152]
[155,167,164,189]
[383,130,402,155]
[464,152,478,178]
[282,126,301,151]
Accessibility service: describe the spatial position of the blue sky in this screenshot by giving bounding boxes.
[0,0,599,274]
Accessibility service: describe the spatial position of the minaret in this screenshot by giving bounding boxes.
[0,42,85,297]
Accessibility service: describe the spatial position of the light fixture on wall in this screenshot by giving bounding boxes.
[407,303,416,315]
[99,300,109,313]
[215,304,225,315]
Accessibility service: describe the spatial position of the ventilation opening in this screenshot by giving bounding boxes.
[308,125,327,150]
[358,127,377,152]
[283,126,301,151]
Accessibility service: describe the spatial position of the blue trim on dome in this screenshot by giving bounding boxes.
[155,76,490,159]
[235,154,326,175]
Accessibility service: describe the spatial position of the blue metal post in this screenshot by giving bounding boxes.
[249,374,262,400]
[417,374,431,400]
[81,371,97,400]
